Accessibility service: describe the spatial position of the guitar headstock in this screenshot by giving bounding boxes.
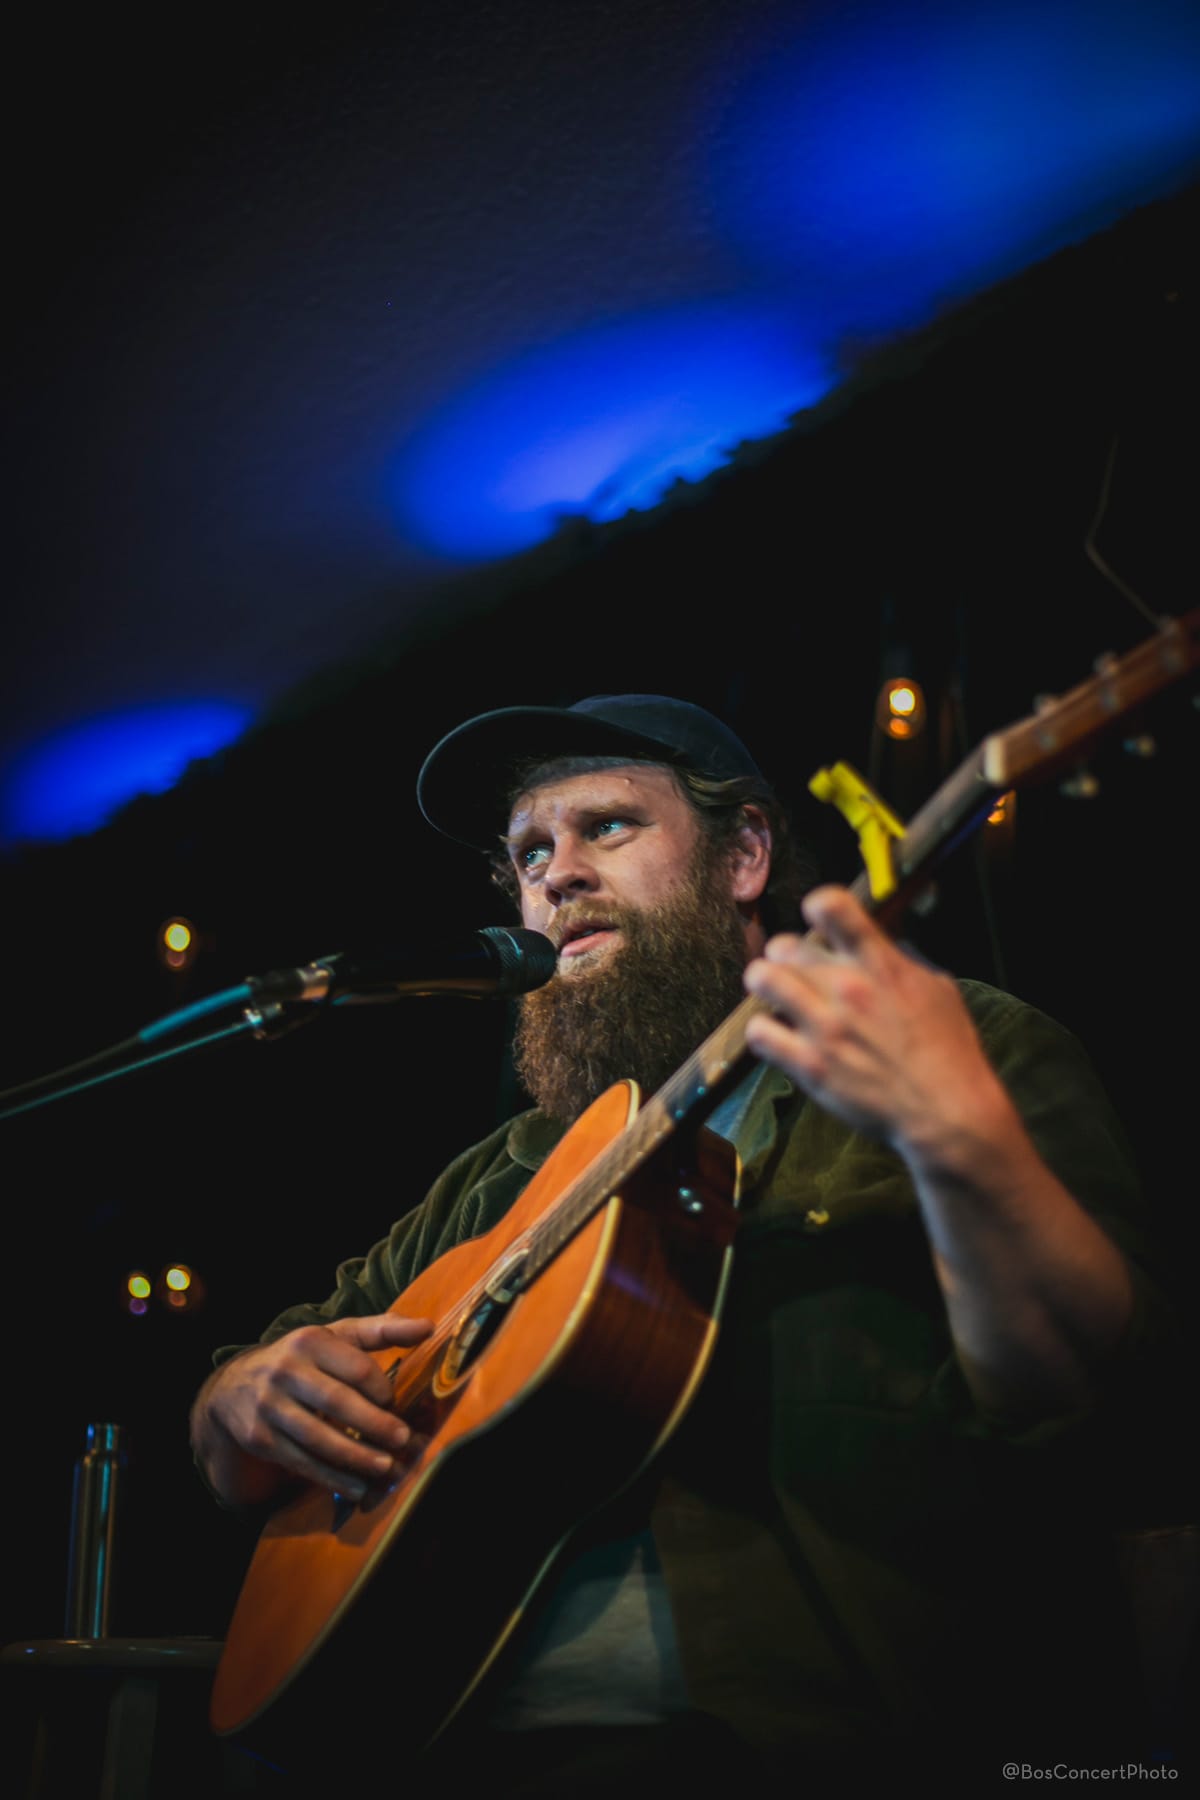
[980,609,1199,792]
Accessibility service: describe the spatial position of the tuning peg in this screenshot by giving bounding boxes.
[1060,769,1101,800]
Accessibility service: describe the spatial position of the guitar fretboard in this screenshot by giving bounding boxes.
[519,994,766,1284]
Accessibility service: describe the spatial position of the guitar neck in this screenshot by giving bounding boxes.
[522,997,763,1282]
[871,742,998,929]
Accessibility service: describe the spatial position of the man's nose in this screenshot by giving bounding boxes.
[543,836,600,901]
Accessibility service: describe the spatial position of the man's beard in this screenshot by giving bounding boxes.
[512,842,750,1125]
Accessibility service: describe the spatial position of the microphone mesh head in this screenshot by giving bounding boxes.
[479,926,559,994]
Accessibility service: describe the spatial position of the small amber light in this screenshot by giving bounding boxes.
[876,677,926,741]
[158,917,200,970]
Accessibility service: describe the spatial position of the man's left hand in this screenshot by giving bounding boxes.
[744,885,1008,1159]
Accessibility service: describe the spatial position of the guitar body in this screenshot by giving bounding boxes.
[210,1078,742,1763]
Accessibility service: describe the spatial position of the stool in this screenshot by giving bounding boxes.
[2,1636,257,1799]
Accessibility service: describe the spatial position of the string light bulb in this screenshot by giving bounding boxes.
[875,676,927,741]
[124,1271,151,1315]
[158,916,199,971]
[156,1263,205,1314]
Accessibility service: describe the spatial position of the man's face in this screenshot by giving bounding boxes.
[507,764,754,1122]
[506,763,717,967]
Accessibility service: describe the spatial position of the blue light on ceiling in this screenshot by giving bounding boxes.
[393,302,834,559]
[0,702,254,847]
[713,0,1200,338]
[393,3,1199,566]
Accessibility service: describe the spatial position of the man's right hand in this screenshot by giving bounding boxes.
[190,1312,434,1508]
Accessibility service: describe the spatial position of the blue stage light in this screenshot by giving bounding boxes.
[393,301,834,559]
[0,702,253,846]
[710,0,1200,337]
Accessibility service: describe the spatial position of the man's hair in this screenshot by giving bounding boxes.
[489,753,818,934]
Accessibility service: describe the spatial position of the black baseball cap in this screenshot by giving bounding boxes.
[417,693,765,851]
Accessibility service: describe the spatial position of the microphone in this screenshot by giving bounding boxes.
[245,925,559,1004]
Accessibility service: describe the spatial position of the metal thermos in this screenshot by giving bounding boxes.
[65,1421,125,1638]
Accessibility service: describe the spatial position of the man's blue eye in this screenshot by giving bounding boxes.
[518,820,629,871]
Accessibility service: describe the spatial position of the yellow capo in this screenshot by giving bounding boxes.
[808,762,907,902]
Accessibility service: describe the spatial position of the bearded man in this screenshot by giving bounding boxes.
[191,695,1174,1792]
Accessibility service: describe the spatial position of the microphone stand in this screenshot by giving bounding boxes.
[2,927,558,1120]
[0,994,314,1121]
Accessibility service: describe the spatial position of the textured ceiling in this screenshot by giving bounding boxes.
[4,0,1199,842]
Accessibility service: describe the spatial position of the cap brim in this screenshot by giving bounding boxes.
[416,706,692,851]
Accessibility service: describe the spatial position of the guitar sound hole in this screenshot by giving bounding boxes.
[439,1291,513,1388]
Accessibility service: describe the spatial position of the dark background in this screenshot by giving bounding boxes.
[3,176,1199,1648]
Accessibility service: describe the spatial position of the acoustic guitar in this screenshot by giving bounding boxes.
[210,610,1198,1763]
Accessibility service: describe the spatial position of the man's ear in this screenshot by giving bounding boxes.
[728,804,772,906]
